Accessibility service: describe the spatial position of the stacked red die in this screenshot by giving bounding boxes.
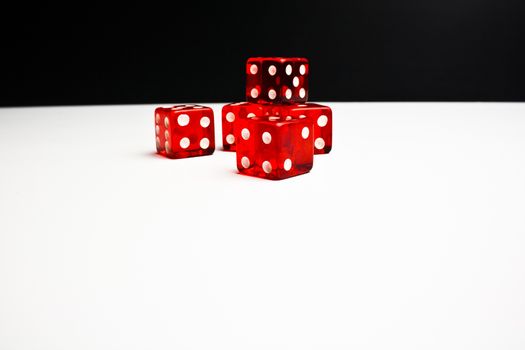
[222,57,332,180]
[155,104,215,158]
[246,57,309,104]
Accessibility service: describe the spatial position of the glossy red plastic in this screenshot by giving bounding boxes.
[154,105,215,159]
[279,103,332,154]
[235,115,314,180]
[246,57,309,104]
[221,102,274,151]
[222,102,332,154]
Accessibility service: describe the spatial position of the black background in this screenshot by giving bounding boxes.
[1,0,524,106]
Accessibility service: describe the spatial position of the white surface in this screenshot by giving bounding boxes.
[1,102,525,349]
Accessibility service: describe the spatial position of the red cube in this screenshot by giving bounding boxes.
[154,105,215,159]
[246,57,309,104]
[235,115,314,180]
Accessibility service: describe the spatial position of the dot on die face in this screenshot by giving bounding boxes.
[164,130,169,140]
[200,138,210,149]
[293,76,299,87]
[317,115,328,127]
[180,137,190,149]
[315,138,325,149]
[241,128,250,140]
[302,127,310,139]
[300,64,306,75]
[284,158,292,171]
[241,156,250,168]
[250,88,259,98]
[247,113,256,118]
[225,112,235,122]
[226,134,235,144]
[178,114,190,126]
[156,137,161,148]
[200,116,211,128]
[155,113,160,124]
[268,89,276,100]
[164,117,169,128]
[262,161,272,174]
[262,131,272,144]
[155,125,160,135]
[285,64,292,75]
[250,64,258,74]
[285,89,292,99]
[299,88,306,98]
[165,141,170,152]
[268,65,277,76]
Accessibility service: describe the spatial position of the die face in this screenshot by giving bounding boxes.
[235,116,314,180]
[221,102,273,151]
[221,102,248,152]
[155,105,215,159]
[246,57,309,104]
[281,103,332,154]
[154,107,169,156]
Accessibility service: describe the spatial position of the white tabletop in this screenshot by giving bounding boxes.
[1,102,524,349]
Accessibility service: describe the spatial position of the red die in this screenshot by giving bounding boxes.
[280,103,332,154]
[246,57,309,104]
[235,115,314,180]
[221,102,272,151]
[154,104,215,158]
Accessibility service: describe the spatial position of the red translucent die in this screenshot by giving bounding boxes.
[221,102,273,151]
[280,103,332,154]
[154,105,215,159]
[235,115,314,180]
[246,57,309,104]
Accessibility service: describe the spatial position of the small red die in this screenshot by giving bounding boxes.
[246,57,309,104]
[221,102,273,151]
[280,103,332,154]
[235,115,314,180]
[154,104,215,158]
